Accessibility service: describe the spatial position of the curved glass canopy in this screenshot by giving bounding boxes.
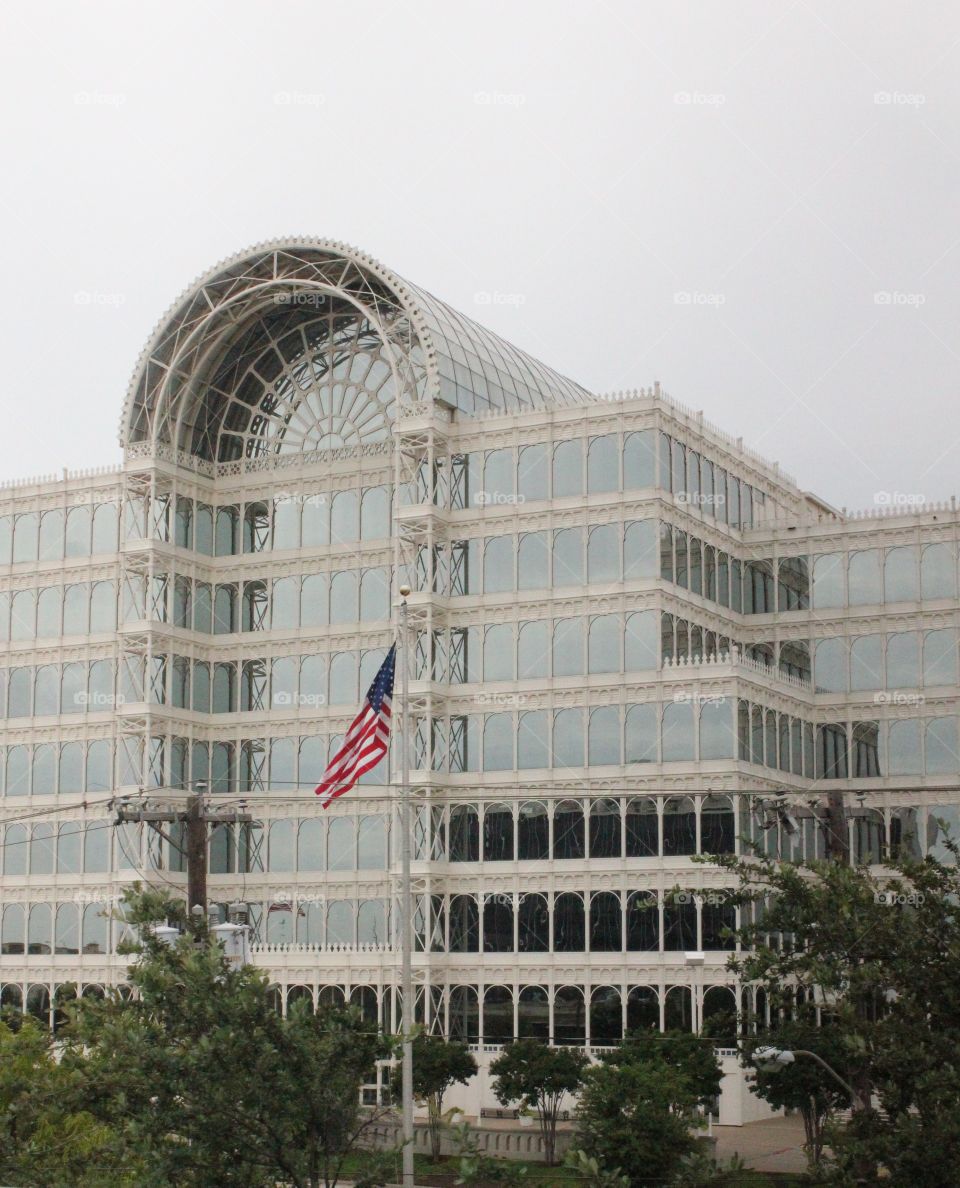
[122,240,591,462]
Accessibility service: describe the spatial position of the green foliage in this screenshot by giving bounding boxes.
[605,1029,722,1112]
[490,1040,587,1165]
[563,1147,629,1186]
[0,1018,133,1187]
[742,1018,850,1167]
[714,837,960,1185]
[71,889,397,1188]
[390,1032,477,1158]
[575,1054,701,1185]
[451,1121,530,1185]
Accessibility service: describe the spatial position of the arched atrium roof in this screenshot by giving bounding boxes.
[121,239,592,463]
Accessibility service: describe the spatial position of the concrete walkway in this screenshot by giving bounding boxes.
[713,1114,810,1175]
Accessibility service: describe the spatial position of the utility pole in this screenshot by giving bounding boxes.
[397,585,415,1188]
[115,781,253,917]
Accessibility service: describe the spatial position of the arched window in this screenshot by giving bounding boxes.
[483,536,514,593]
[57,822,82,875]
[483,624,513,681]
[517,443,548,502]
[517,621,549,678]
[589,798,621,858]
[61,663,87,714]
[326,900,354,945]
[272,497,301,549]
[626,892,659,951]
[10,589,36,640]
[921,542,956,599]
[888,719,922,775]
[359,568,390,621]
[553,527,584,587]
[590,893,622,953]
[587,524,618,582]
[65,506,92,557]
[517,984,549,1038]
[60,743,84,795]
[627,984,659,1031]
[700,795,735,854]
[483,893,514,953]
[625,798,658,857]
[553,894,585,952]
[328,653,357,705]
[56,903,80,954]
[517,709,549,769]
[552,440,583,497]
[449,895,479,952]
[358,815,388,868]
[82,904,109,954]
[662,702,695,761]
[923,628,957,686]
[625,703,657,763]
[482,986,513,1043]
[848,549,882,606]
[483,713,513,770]
[590,986,622,1044]
[588,615,620,673]
[517,532,549,589]
[36,587,62,637]
[812,553,844,608]
[552,617,584,676]
[483,803,513,861]
[517,802,548,860]
[554,984,586,1045]
[30,824,55,875]
[623,519,658,580]
[553,709,584,768]
[358,901,387,946]
[926,718,959,774]
[268,820,295,872]
[884,545,919,603]
[449,805,480,862]
[329,572,358,624]
[700,698,734,759]
[300,573,328,628]
[850,636,882,691]
[624,609,658,670]
[330,491,359,544]
[34,665,59,715]
[6,745,30,796]
[553,800,585,860]
[623,430,656,489]
[887,632,920,688]
[587,435,618,493]
[360,486,391,539]
[328,817,356,870]
[518,896,549,954]
[814,638,848,693]
[663,796,697,856]
[298,819,324,871]
[588,706,620,765]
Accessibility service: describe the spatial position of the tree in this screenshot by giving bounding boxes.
[390,1033,477,1159]
[0,1017,132,1187]
[575,1057,701,1185]
[489,1040,587,1165]
[741,1018,850,1167]
[608,1029,722,1111]
[713,838,960,1185]
[74,889,396,1188]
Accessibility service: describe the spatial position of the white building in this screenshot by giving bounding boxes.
[1,240,957,1120]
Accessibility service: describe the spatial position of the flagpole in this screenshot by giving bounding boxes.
[398,583,415,1188]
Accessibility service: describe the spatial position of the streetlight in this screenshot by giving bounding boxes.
[753,1046,864,1108]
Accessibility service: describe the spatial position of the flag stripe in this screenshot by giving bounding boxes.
[314,645,396,806]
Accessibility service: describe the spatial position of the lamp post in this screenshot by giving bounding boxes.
[397,584,415,1188]
[753,1046,865,1109]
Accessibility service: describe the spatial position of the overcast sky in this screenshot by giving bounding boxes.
[0,1,957,510]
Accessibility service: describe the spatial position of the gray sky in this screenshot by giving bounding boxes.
[1,1,957,510]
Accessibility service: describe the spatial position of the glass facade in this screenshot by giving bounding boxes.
[2,240,957,1116]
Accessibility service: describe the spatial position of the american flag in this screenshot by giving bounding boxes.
[314,645,396,807]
